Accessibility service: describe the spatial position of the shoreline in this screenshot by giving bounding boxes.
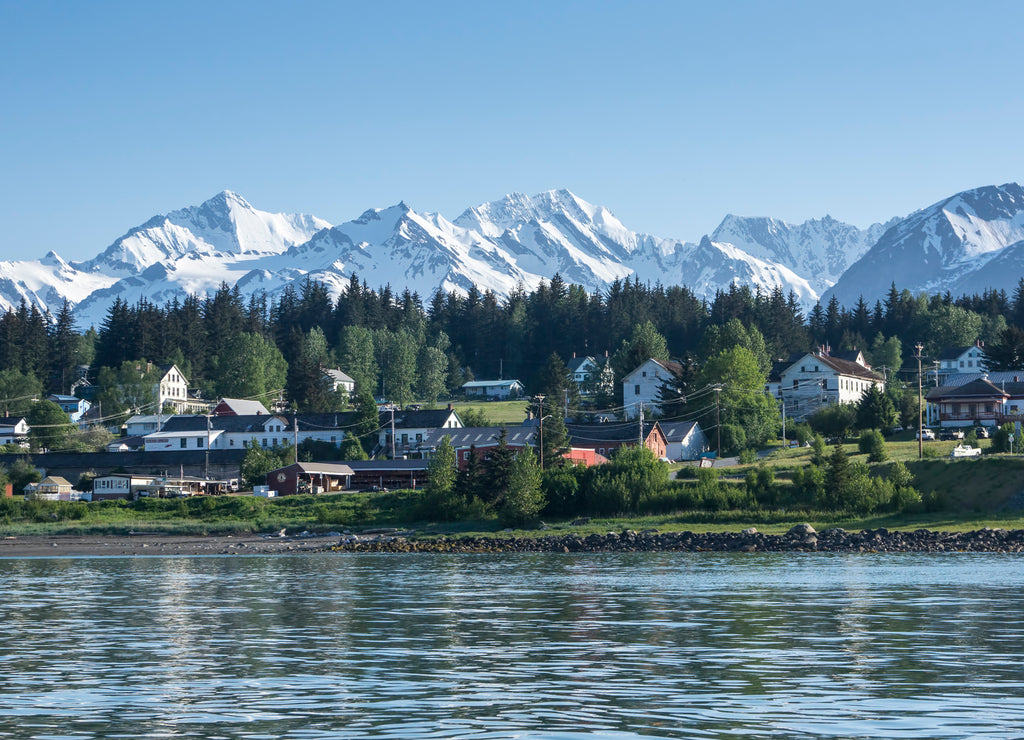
[2,525,1024,556]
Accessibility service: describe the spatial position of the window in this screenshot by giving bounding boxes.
[197,438,203,448]
[634,384,640,395]
[180,439,186,449]
[463,451,470,460]
[642,371,647,377]
[793,380,798,389]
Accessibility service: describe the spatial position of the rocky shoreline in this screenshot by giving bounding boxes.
[332,524,1024,554]
[3,525,1024,557]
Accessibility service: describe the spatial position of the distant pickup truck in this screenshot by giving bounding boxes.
[939,429,965,441]
[950,444,981,458]
[916,428,936,441]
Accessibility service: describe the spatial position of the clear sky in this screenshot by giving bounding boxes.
[2,0,1023,261]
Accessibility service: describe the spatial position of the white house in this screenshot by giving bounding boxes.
[125,414,165,437]
[141,412,364,452]
[377,407,463,457]
[660,421,711,461]
[155,364,193,412]
[622,359,686,419]
[144,428,225,452]
[778,351,885,421]
[92,474,160,500]
[323,369,356,395]
[567,355,599,386]
[462,379,525,400]
[0,417,30,447]
[937,341,987,376]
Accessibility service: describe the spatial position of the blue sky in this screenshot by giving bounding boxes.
[2,0,1022,261]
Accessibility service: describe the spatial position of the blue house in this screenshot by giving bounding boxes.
[47,394,92,424]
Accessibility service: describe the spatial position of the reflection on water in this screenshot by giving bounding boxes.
[1,553,1023,739]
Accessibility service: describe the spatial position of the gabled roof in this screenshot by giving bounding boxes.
[378,408,460,429]
[125,414,163,424]
[213,398,271,416]
[938,346,976,361]
[0,416,27,427]
[156,363,188,380]
[659,421,700,441]
[48,394,83,404]
[160,414,288,434]
[40,476,72,486]
[279,462,357,476]
[926,377,1013,401]
[567,356,597,373]
[785,352,881,381]
[108,435,146,450]
[323,369,355,383]
[567,421,664,445]
[295,412,360,432]
[462,379,524,389]
[624,358,685,381]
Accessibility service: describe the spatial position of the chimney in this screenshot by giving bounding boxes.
[447,403,453,410]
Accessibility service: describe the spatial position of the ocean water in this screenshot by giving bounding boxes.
[1,552,1022,739]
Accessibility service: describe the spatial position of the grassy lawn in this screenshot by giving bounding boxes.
[4,429,1024,538]
[449,400,529,425]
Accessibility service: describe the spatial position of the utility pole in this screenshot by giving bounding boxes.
[714,384,722,458]
[781,398,786,448]
[390,406,396,459]
[638,401,644,446]
[535,394,545,471]
[293,410,298,464]
[915,342,924,459]
[205,413,211,480]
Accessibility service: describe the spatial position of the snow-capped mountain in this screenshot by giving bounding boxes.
[827,183,1024,307]
[711,214,898,294]
[0,189,859,326]
[80,190,331,276]
[10,183,1024,329]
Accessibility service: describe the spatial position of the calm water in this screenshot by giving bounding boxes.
[1,553,1023,739]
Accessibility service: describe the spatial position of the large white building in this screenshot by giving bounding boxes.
[777,350,885,420]
[622,359,686,419]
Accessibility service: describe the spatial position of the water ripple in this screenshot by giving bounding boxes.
[1,553,1024,738]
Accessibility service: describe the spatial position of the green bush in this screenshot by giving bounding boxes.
[718,424,746,457]
[858,430,889,462]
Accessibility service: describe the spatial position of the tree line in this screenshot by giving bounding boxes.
[3,274,1024,420]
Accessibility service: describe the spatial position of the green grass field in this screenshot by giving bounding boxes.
[4,429,1023,538]
[448,400,529,425]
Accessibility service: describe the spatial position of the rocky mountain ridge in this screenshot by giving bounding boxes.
[1,183,1022,327]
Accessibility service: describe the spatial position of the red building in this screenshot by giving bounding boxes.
[566,421,668,459]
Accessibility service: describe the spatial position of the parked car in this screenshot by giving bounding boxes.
[975,426,990,439]
[939,429,964,441]
[916,428,936,441]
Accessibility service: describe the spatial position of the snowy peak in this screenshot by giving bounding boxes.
[81,191,331,275]
[710,212,895,293]
[455,190,633,249]
[827,182,1024,307]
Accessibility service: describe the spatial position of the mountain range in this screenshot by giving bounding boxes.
[2,183,1024,327]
